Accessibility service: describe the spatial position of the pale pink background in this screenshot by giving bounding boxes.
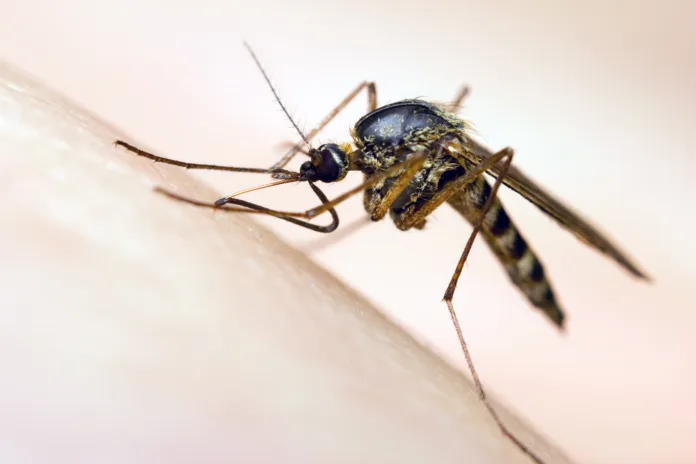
[1,0,694,463]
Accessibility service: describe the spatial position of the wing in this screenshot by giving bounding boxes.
[461,138,650,280]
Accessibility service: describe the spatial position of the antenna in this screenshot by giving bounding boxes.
[243,42,310,147]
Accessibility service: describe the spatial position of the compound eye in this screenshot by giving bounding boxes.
[299,160,317,180]
[314,143,348,183]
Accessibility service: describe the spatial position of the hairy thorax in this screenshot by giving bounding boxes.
[351,99,475,228]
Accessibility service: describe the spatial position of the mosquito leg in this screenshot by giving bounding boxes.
[386,145,543,461]
[442,148,514,324]
[441,154,547,463]
[433,85,470,113]
[114,140,297,178]
[398,144,514,229]
[298,216,372,254]
[155,182,339,233]
[364,150,434,221]
[270,80,378,170]
[440,85,471,113]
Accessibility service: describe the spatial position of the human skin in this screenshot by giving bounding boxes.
[0,64,572,462]
[3,0,696,460]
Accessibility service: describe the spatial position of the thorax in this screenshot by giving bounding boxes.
[351,100,475,226]
[352,99,464,172]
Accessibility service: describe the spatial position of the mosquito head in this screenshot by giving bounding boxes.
[243,42,351,184]
[300,143,350,183]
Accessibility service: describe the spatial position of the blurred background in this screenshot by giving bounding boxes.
[1,0,694,462]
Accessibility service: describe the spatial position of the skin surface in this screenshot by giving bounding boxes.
[1,2,695,461]
[0,64,572,463]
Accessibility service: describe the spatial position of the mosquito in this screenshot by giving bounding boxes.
[115,43,649,464]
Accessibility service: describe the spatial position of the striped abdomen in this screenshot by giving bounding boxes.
[447,176,565,328]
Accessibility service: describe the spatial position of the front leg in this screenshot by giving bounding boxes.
[271,81,378,170]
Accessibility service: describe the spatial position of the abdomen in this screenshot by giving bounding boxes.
[447,176,566,328]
